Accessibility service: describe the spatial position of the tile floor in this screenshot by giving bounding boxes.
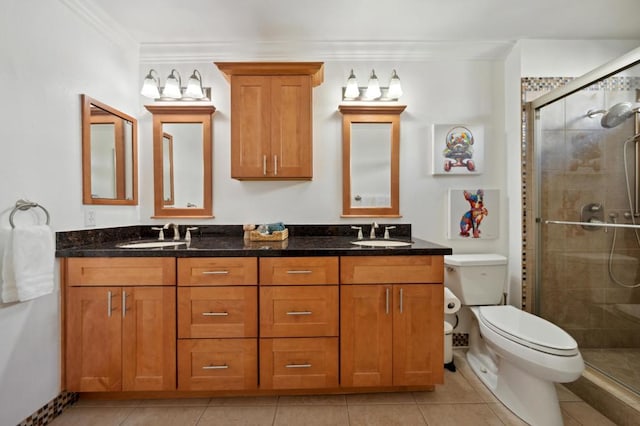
[50,351,616,425]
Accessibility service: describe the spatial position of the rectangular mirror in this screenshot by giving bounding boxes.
[339,105,405,217]
[145,105,215,218]
[82,94,138,205]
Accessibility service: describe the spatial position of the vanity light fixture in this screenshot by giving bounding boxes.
[342,68,403,101]
[365,69,382,99]
[141,68,211,101]
[140,69,161,99]
[162,69,182,99]
[184,69,205,99]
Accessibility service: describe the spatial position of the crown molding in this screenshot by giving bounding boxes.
[58,0,138,50]
[140,40,515,63]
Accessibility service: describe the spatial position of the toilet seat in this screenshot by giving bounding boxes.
[477,305,579,356]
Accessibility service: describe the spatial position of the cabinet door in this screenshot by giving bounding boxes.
[393,284,444,385]
[340,285,393,387]
[66,287,122,392]
[230,76,271,178]
[122,286,176,391]
[270,76,312,178]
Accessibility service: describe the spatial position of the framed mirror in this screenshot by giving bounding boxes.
[145,105,216,218]
[339,104,406,217]
[81,94,138,205]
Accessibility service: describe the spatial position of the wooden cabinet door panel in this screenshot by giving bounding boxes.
[393,284,444,385]
[67,257,176,286]
[340,285,393,387]
[66,287,122,392]
[340,256,443,284]
[122,287,176,391]
[260,337,338,389]
[178,339,258,391]
[260,257,339,285]
[231,76,271,178]
[260,285,338,337]
[271,76,312,178]
[178,286,257,338]
[177,257,257,286]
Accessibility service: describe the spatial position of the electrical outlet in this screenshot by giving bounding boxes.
[85,209,96,227]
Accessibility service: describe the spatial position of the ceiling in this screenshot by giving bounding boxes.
[72,0,640,61]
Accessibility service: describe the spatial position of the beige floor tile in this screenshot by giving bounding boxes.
[413,369,484,403]
[208,396,278,406]
[50,406,134,426]
[278,394,346,405]
[418,403,503,426]
[560,401,618,426]
[347,404,427,426]
[346,391,415,405]
[486,403,528,426]
[196,405,276,426]
[121,406,206,426]
[137,398,210,406]
[273,405,349,426]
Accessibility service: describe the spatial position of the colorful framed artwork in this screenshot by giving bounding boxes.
[447,188,499,239]
[431,124,484,175]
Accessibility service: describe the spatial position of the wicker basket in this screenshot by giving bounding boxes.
[248,228,289,241]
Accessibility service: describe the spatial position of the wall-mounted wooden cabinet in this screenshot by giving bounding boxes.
[215,62,324,180]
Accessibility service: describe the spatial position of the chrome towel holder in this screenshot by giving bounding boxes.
[9,199,50,228]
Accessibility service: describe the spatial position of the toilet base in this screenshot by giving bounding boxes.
[467,349,563,426]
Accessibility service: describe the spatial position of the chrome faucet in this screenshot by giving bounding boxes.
[370,222,379,239]
[163,223,180,240]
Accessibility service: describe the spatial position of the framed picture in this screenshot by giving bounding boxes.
[431,124,484,175]
[447,188,499,239]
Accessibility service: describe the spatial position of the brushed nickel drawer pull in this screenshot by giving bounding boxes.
[274,155,278,176]
[287,270,312,274]
[385,288,390,314]
[399,288,404,313]
[285,363,312,368]
[202,271,229,275]
[263,155,267,176]
[122,291,127,318]
[202,364,229,370]
[286,311,312,315]
[107,290,113,317]
[202,312,229,316]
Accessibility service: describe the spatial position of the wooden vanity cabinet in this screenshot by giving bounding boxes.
[340,256,444,387]
[258,257,339,389]
[177,257,258,391]
[215,62,323,180]
[64,258,176,392]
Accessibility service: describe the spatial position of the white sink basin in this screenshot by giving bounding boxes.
[118,241,187,249]
[351,239,413,248]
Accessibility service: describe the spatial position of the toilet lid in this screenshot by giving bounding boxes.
[478,305,579,356]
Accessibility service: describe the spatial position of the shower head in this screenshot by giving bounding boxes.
[601,102,639,128]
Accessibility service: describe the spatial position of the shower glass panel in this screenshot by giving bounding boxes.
[532,61,640,395]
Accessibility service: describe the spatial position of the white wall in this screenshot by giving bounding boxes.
[0,1,139,424]
[140,61,509,254]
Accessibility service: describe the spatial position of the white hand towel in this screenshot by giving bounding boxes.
[1,229,18,303]
[10,225,55,302]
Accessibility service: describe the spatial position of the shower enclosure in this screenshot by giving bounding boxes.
[525,48,640,396]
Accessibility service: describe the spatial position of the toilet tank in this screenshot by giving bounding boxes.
[444,254,507,305]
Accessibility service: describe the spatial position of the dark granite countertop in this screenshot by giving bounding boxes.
[55,224,452,258]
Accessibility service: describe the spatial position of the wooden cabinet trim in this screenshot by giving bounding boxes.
[67,257,176,286]
[260,257,339,285]
[178,257,257,286]
[340,255,443,284]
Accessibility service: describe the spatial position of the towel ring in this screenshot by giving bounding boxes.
[9,199,50,229]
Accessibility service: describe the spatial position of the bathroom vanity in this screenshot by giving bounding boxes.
[57,225,451,398]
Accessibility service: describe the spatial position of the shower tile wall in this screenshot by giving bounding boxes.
[530,79,640,349]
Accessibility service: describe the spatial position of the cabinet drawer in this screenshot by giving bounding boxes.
[66,257,176,286]
[259,337,338,389]
[340,256,443,284]
[178,287,257,338]
[260,286,338,337]
[178,258,257,286]
[259,257,338,285]
[178,339,257,391]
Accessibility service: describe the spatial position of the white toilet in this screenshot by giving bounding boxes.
[444,254,584,426]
